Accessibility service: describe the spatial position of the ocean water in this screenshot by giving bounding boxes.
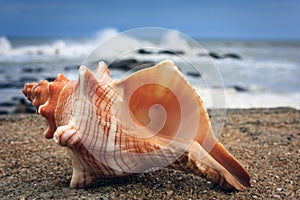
[0,29,299,113]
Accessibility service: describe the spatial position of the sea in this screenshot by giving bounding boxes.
[0,28,299,114]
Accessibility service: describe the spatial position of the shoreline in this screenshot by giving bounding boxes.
[1,108,299,199]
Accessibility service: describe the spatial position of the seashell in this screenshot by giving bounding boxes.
[22,60,250,191]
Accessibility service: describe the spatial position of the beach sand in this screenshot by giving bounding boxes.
[0,108,299,199]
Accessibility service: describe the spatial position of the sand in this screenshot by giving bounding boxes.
[0,108,299,199]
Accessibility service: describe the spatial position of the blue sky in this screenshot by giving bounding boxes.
[0,0,299,40]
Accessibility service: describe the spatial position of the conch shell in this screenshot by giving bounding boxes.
[22,60,250,191]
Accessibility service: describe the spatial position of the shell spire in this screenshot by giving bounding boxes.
[22,60,250,191]
[23,73,70,138]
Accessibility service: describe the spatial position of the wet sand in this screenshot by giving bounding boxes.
[0,108,299,199]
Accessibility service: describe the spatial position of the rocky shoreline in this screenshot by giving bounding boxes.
[0,50,247,115]
[0,108,299,199]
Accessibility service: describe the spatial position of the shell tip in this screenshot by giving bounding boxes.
[79,65,88,75]
[159,59,175,66]
[98,61,106,67]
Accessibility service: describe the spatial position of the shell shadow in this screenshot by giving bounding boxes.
[82,168,234,194]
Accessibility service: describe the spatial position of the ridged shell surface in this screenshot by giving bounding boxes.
[22,60,250,190]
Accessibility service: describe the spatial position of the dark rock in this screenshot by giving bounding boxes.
[0,82,12,89]
[109,59,155,71]
[46,77,56,82]
[230,85,248,92]
[175,50,185,55]
[158,50,184,55]
[186,71,201,78]
[12,98,35,114]
[0,98,35,114]
[0,81,23,89]
[137,49,153,54]
[22,67,44,73]
[223,53,241,60]
[0,102,15,107]
[109,59,137,70]
[239,127,248,133]
[201,52,242,60]
[208,52,222,59]
[12,96,23,101]
[0,110,8,115]
[0,76,38,89]
[64,65,80,71]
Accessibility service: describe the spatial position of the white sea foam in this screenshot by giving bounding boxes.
[0,28,299,109]
[195,86,300,109]
[0,28,206,63]
[0,36,12,54]
[222,92,300,109]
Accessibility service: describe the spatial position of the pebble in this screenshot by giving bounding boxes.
[272,194,281,198]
